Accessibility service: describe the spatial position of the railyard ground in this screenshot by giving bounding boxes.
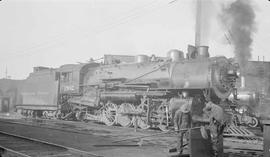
[0,112,264,157]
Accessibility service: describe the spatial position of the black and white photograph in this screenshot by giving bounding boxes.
[0,0,270,156]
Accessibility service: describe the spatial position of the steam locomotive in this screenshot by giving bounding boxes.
[0,45,239,131]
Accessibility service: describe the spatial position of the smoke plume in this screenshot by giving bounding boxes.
[220,0,256,73]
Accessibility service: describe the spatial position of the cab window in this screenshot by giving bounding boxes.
[61,72,72,82]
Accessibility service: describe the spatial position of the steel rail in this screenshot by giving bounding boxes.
[0,130,102,157]
[0,118,96,136]
[0,145,31,157]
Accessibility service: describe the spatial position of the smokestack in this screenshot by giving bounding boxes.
[241,76,245,88]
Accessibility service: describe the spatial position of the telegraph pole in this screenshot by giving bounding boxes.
[5,66,8,79]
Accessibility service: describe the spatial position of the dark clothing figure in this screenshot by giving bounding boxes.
[190,95,206,127]
[174,107,191,130]
[169,98,191,126]
[203,101,225,157]
[209,119,224,157]
[203,102,224,123]
[174,103,191,154]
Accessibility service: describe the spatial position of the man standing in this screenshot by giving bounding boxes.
[203,101,225,157]
[174,102,192,154]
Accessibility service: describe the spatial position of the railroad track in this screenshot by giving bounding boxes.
[0,130,102,157]
[0,118,264,157]
[0,118,96,136]
[0,118,159,139]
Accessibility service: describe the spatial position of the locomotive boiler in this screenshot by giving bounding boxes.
[57,45,239,131]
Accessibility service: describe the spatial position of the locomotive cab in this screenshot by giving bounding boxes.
[57,62,100,118]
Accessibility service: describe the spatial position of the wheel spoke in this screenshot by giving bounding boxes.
[102,102,117,126]
[136,103,150,130]
[117,103,135,127]
[157,103,170,132]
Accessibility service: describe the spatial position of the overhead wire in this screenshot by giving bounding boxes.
[1,0,174,60]
[92,0,173,34]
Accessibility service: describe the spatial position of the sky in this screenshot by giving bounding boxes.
[0,0,269,79]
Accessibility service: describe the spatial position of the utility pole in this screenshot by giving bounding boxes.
[5,66,8,79]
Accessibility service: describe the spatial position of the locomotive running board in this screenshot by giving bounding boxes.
[223,125,255,137]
